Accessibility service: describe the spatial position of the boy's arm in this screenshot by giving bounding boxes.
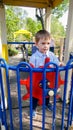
[52,53,65,66]
[29,54,36,67]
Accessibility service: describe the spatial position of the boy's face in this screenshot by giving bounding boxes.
[36,38,51,54]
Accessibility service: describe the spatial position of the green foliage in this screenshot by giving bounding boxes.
[5,5,66,53]
[52,0,69,18]
[51,16,66,38]
[25,17,42,36]
[6,5,66,42]
[28,49,32,56]
[5,6,21,41]
[8,48,18,56]
[5,6,42,42]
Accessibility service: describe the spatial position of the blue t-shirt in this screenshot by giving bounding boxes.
[29,50,59,68]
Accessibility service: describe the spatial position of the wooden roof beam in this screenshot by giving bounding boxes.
[3,0,51,8]
[53,0,63,8]
[3,0,63,8]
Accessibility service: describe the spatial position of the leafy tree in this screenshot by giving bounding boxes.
[25,17,42,36]
[13,7,28,29]
[52,0,69,18]
[5,5,66,57]
[5,5,66,44]
[5,6,20,41]
[51,16,65,38]
[5,6,42,42]
[50,0,69,39]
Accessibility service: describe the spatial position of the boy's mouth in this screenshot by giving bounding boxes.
[44,49,48,51]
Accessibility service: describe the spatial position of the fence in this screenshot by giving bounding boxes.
[0,57,73,130]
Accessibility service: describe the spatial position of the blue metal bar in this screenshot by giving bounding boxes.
[16,62,33,130]
[16,65,23,130]
[0,64,8,129]
[69,52,73,126]
[29,66,33,130]
[5,64,14,130]
[61,59,73,130]
[0,58,14,130]
[70,98,73,125]
[42,66,46,130]
[0,104,2,122]
[1,59,73,73]
[0,57,73,130]
[61,67,68,130]
[70,73,73,125]
[67,69,73,129]
[52,65,59,130]
[7,41,35,45]
[70,100,73,125]
[43,62,59,130]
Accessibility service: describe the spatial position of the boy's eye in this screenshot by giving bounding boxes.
[42,42,45,45]
[47,42,50,44]
[42,42,50,45]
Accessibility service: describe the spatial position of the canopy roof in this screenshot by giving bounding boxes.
[2,0,63,8]
[14,30,32,38]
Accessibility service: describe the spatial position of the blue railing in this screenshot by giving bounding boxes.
[0,58,73,130]
[7,41,34,45]
[7,41,36,60]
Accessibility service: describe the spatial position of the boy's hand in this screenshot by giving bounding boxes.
[59,62,65,66]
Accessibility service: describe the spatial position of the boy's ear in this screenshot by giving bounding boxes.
[35,43,38,48]
[35,42,38,46]
[49,38,51,43]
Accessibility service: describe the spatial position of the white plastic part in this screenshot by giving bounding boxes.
[48,90,54,96]
[1,125,6,130]
[1,97,8,109]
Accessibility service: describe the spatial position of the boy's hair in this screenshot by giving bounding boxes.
[35,30,51,43]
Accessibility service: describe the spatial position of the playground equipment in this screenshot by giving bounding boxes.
[0,0,73,128]
[0,57,73,130]
[20,57,64,105]
[7,41,34,61]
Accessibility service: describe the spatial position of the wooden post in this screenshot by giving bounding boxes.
[0,6,8,109]
[44,7,52,32]
[64,0,73,102]
[59,38,64,61]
